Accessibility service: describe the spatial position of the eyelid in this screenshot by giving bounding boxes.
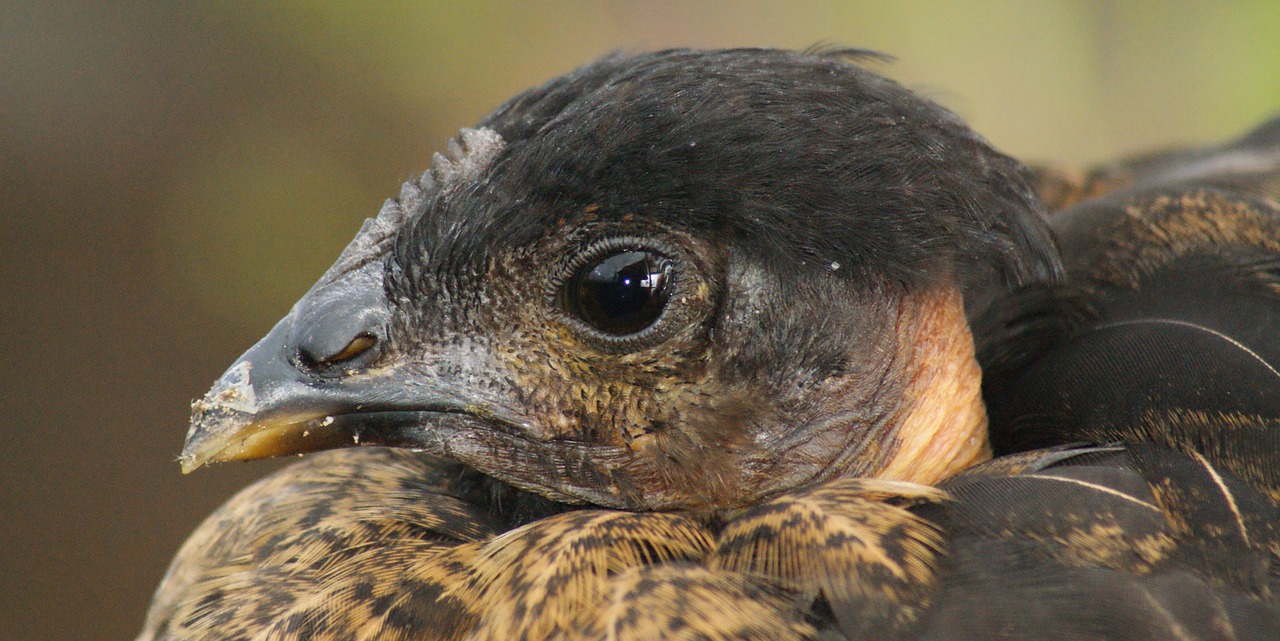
[546,235,681,302]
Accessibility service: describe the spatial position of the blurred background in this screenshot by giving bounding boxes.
[4,2,1280,638]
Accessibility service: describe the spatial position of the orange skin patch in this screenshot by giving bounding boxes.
[875,285,991,485]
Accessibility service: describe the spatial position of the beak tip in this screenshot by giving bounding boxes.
[178,451,204,474]
[180,361,266,473]
[179,431,216,473]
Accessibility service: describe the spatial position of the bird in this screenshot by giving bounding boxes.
[137,48,1280,640]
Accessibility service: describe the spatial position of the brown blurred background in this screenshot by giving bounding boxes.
[4,2,1280,639]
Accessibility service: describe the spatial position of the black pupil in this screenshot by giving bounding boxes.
[571,250,674,336]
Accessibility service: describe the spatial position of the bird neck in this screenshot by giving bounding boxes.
[873,285,992,485]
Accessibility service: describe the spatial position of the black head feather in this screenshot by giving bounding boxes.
[387,48,1059,316]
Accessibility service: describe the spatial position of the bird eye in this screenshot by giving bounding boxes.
[566,250,675,337]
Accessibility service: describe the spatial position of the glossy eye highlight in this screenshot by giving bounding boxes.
[566,250,675,337]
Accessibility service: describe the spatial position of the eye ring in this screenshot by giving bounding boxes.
[552,237,684,353]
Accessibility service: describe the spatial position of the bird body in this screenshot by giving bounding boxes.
[141,49,1280,640]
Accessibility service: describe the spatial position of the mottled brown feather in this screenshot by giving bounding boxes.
[139,449,495,641]
[571,564,814,641]
[710,478,948,639]
[461,510,714,641]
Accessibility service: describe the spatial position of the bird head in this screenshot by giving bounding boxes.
[181,49,1059,512]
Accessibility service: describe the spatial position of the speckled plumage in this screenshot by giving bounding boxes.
[142,49,1280,640]
[142,445,1280,639]
[140,449,490,641]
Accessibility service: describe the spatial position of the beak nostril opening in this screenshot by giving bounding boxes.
[323,333,378,365]
[299,333,380,372]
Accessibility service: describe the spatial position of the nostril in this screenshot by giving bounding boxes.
[326,333,378,364]
[298,332,379,371]
[286,253,390,374]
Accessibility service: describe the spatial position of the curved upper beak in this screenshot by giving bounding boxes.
[179,205,525,473]
[180,315,367,473]
[178,243,403,473]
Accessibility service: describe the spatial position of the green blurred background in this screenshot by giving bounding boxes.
[4,2,1280,639]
